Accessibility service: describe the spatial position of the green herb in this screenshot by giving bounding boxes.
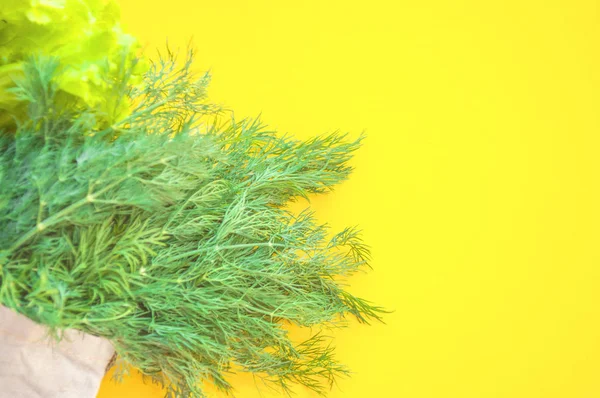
[0,51,384,397]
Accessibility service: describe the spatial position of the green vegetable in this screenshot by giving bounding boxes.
[0,52,384,397]
[0,0,143,128]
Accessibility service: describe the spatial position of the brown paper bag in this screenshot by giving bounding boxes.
[0,306,115,398]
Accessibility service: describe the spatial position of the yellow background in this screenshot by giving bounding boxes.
[99,1,600,397]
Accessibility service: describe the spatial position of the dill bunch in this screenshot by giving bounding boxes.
[0,52,384,397]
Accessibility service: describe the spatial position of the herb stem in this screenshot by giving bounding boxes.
[168,242,287,262]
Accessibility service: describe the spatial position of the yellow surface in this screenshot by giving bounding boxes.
[99,1,600,397]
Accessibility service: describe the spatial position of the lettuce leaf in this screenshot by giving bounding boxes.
[0,0,145,127]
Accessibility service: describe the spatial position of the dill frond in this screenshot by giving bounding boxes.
[0,51,385,397]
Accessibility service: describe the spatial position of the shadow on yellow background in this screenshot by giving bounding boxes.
[99,1,600,397]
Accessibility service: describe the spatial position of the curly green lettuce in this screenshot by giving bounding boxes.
[0,0,144,128]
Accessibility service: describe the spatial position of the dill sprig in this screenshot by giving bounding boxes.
[0,51,384,397]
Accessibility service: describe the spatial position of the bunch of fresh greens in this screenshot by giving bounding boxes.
[0,49,383,397]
